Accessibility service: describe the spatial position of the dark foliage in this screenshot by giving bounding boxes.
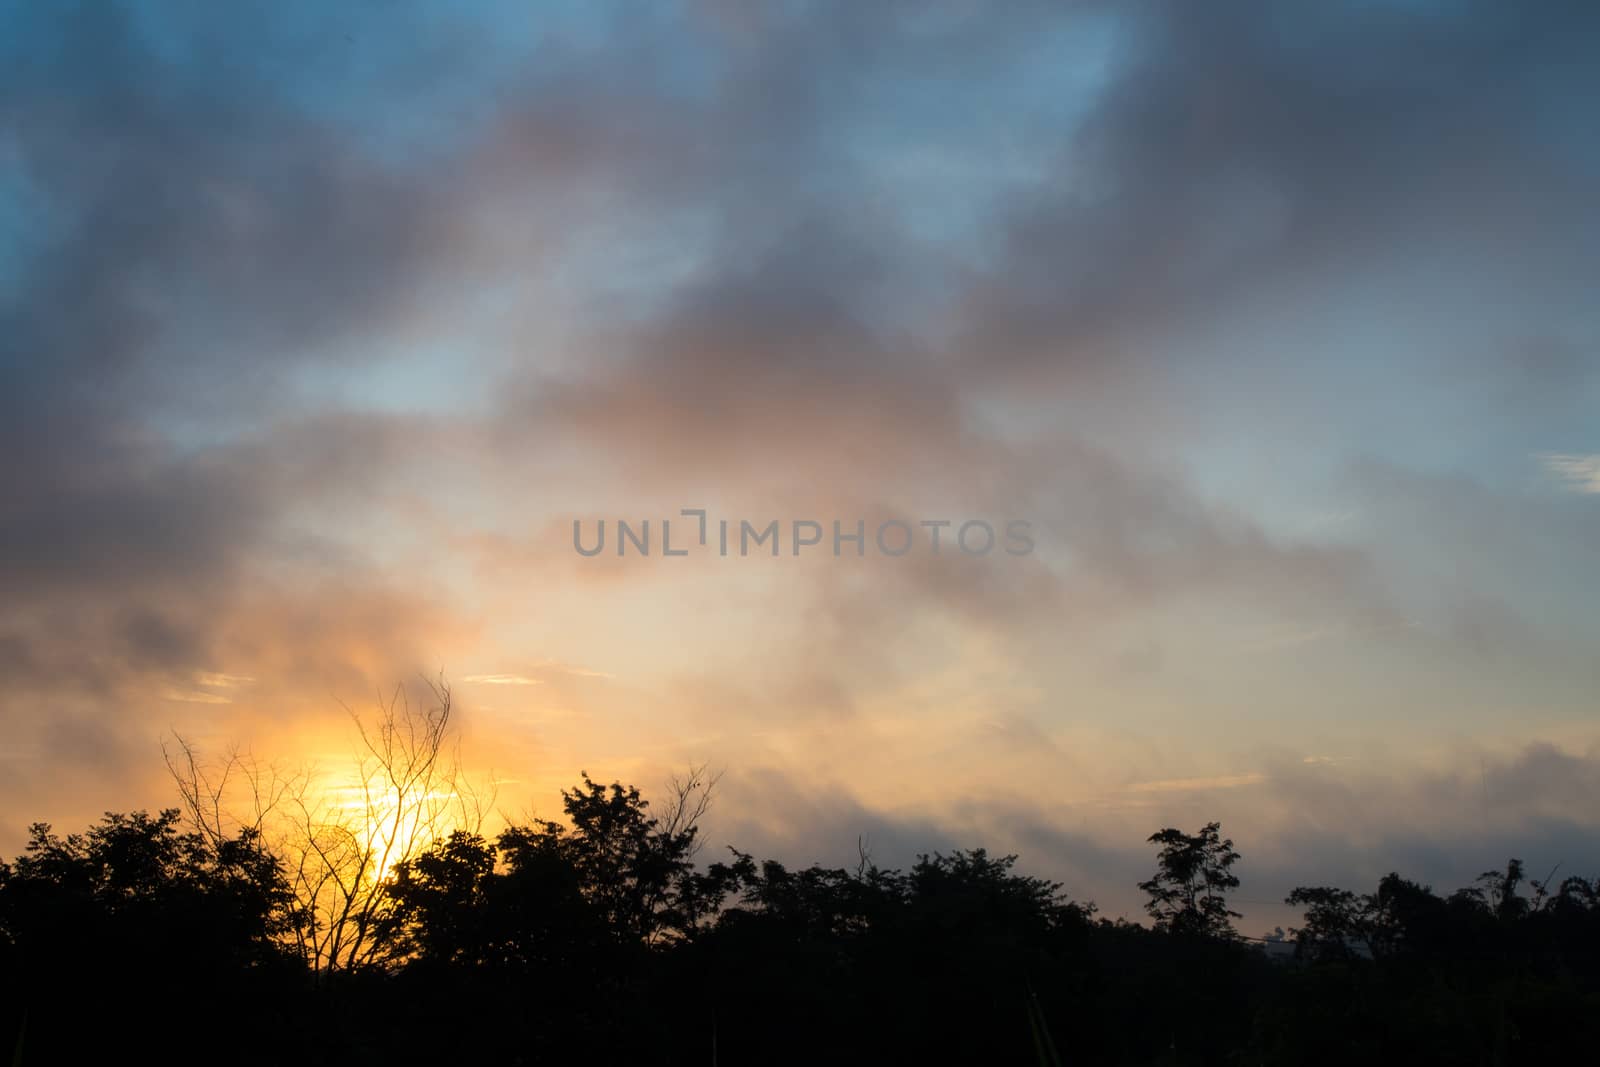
[1138,821,1242,939]
[2,786,1596,1065]
[0,809,301,1062]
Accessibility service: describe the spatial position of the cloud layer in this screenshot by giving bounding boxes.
[3,0,1597,922]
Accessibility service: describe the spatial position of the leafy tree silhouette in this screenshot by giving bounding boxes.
[1285,884,1373,961]
[1138,821,1241,938]
[7,751,1600,1065]
[0,809,297,1063]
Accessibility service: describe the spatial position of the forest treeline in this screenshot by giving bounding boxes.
[2,690,1597,1065]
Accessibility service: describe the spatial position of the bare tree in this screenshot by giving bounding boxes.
[167,674,493,976]
[163,735,296,850]
[854,834,874,881]
[659,762,722,861]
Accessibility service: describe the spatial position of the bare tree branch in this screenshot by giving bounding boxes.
[163,672,496,976]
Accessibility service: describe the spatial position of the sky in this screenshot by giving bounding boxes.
[3,0,1599,931]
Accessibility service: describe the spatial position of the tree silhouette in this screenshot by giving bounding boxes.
[1138,821,1241,938]
[521,768,725,945]
[6,736,1600,1065]
[385,829,497,964]
[1285,884,1373,961]
[165,675,493,975]
[0,809,296,1062]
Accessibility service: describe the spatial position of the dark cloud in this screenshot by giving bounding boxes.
[1,4,496,752]
[673,741,1600,931]
[962,0,1600,378]
[703,764,966,873]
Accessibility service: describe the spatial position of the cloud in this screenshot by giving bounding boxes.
[1126,773,1268,794]
[159,689,234,705]
[192,673,257,688]
[685,740,1600,930]
[3,0,1598,893]
[1540,453,1600,494]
